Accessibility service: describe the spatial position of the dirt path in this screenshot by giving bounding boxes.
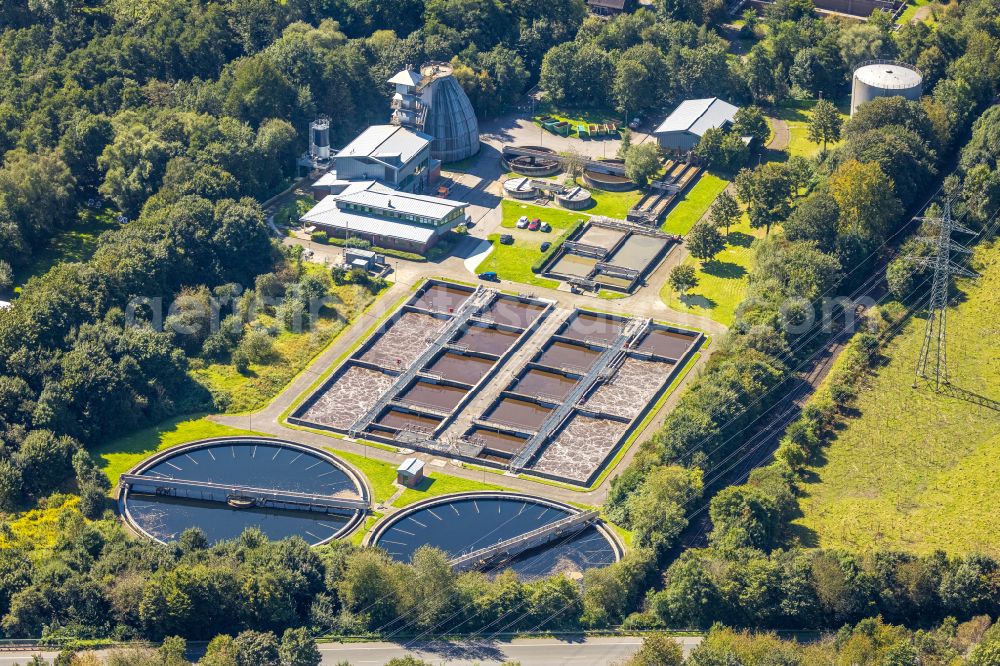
[766,116,791,152]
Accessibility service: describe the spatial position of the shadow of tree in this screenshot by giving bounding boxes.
[726,231,755,248]
[703,260,747,279]
[681,293,717,309]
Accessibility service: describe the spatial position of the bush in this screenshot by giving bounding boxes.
[238,328,275,363]
[231,349,250,373]
[828,380,857,407]
[310,230,328,244]
[344,237,371,249]
[277,297,309,332]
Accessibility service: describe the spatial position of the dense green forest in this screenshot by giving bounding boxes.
[0,0,998,649]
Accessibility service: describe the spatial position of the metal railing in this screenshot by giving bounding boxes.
[349,287,495,434]
[508,318,649,471]
[120,475,369,512]
[449,509,600,571]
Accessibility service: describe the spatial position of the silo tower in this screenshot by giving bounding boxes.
[851,60,923,116]
[388,62,480,163]
[309,118,331,160]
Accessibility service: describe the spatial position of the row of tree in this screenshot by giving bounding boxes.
[602,0,1000,633]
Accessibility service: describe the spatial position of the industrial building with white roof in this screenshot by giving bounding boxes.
[301,62,482,256]
[301,180,468,253]
[653,97,740,152]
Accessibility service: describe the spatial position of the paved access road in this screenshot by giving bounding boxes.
[0,636,703,666]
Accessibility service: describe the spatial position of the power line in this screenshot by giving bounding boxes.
[907,200,979,391]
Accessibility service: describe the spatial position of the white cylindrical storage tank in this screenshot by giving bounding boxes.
[310,119,331,160]
[851,61,923,116]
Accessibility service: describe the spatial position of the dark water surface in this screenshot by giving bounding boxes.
[375,496,618,579]
[123,442,358,545]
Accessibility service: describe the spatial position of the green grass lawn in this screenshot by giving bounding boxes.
[505,179,642,220]
[500,200,588,230]
[13,207,119,290]
[395,470,506,507]
[660,172,731,236]
[776,98,850,160]
[660,213,766,326]
[93,414,267,485]
[792,243,1000,556]
[475,234,561,289]
[189,281,381,413]
[896,0,939,24]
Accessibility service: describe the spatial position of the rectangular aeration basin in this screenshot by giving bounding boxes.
[424,352,494,385]
[483,298,547,328]
[513,368,579,402]
[398,380,468,412]
[452,324,520,355]
[530,414,630,483]
[560,312,625,344]
[360,311,445,369]
[638,329,697,359]
[484,397,553,431]
[585,356,674,420]
[411,283,474,314]
[536,341,601,372]
[301,364,397,430]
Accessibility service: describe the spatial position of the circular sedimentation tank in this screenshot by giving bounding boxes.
[503,176,538,200]
[504,146,561,176]
[366,491,622,579]
[583,159,634,192]
[556,185,592,210]
[119,437,368,546]
[851,60,923,116]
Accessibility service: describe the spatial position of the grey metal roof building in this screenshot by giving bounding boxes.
[390,63,480,164]
[330,125,433,192]
[653,98,740,152]
[301,181,468,253]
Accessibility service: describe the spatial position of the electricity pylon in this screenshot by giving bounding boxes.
[908,200,978,391]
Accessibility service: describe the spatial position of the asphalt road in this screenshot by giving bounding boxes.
[0,637,703,666]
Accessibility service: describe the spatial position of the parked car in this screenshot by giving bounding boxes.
[516,216,530,228]
[629,117,642,130]
[500,234,514,245]
[528,219,541,231]
[540,241,551,252]
[540,222,552,233]
[478,271,499,282]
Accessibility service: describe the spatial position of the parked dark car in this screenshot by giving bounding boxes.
[540,222,552,233]
[478,271,499,282]
[540,241,551,252]
[500,234,514,245]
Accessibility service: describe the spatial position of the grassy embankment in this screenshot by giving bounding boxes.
[793,244,1000,556]
[189,271,381,413]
